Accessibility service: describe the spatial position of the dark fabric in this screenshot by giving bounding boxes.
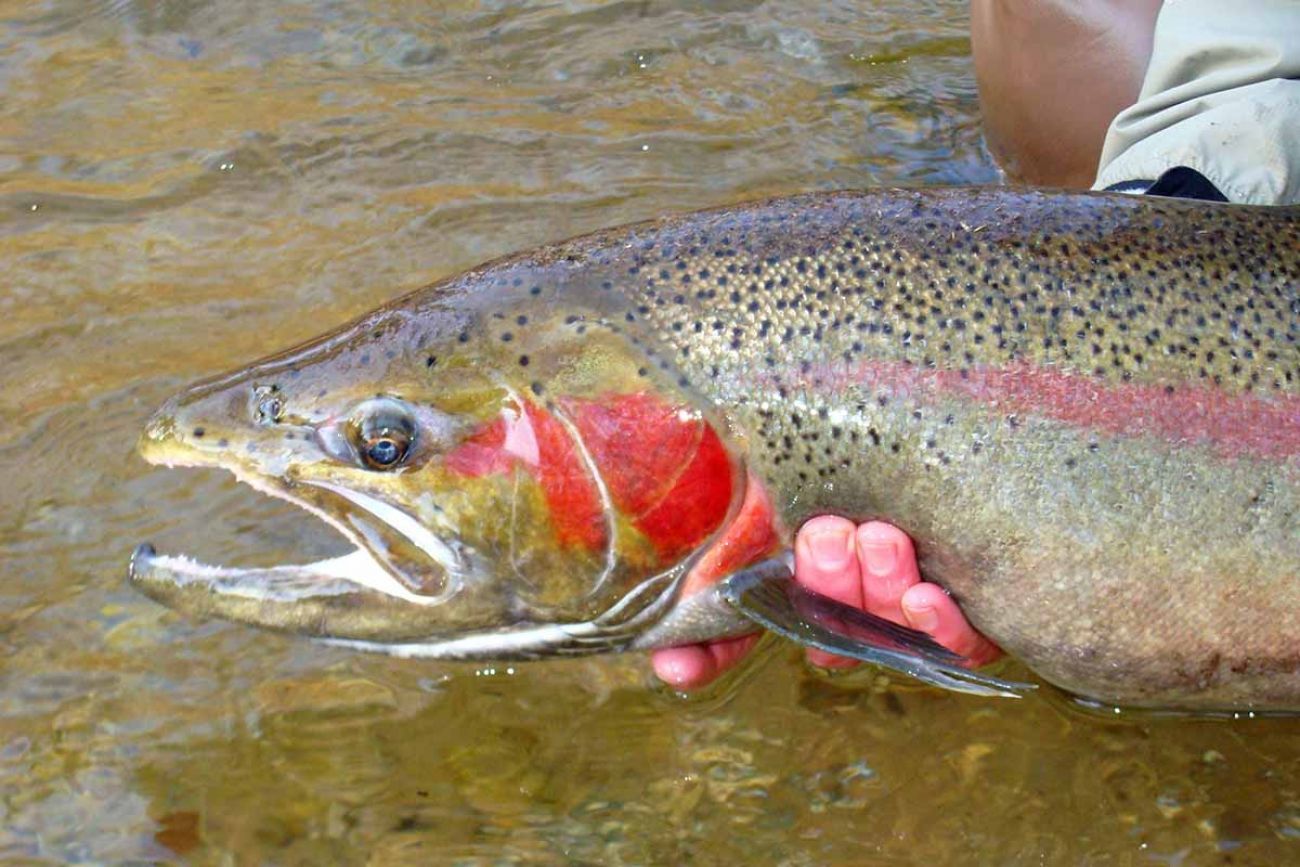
[1105,166,1230,202]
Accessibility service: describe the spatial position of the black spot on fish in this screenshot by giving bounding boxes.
[426,356,437,368]
[530,381,545,396]
[192,427,205,438]
[501,332,513,342]
[458,332,469,343]
[518,355,530,367]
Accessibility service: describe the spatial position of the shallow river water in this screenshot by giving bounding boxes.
[1,0,1298,863]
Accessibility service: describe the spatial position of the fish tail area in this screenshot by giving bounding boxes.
[718,557,1036,699]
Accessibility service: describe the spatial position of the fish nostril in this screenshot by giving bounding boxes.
[252,385,284,425]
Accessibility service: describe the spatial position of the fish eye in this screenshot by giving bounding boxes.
[352,397,416,471]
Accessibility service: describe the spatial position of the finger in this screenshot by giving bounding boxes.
[651,634,760,690]
[795,516,863,669]
[900,583,1003,666]
[855,521,922,624]
[794,516,863,605]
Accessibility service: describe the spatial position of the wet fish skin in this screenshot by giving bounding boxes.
[651,189,1298,710]
[136,188,1299,710]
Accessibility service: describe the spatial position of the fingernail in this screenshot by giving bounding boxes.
[809,528,853,570]
[907,603,938,633]
[860,539,898,578]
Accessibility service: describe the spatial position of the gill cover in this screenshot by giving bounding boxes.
[414,314,747,623]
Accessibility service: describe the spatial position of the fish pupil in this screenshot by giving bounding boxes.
[365,437,404,468]
[349,397,417,470]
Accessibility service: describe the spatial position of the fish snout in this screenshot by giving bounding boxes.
[137,396,188,466]
[137,380,260,468]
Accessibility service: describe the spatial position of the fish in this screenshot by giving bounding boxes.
[129,187,1300,711]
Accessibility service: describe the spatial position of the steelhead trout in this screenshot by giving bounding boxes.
[130,188,1299,710]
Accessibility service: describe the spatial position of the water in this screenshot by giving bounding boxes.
[1,0,1296,863]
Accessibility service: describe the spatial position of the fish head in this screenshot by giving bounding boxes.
[133,270,748,649]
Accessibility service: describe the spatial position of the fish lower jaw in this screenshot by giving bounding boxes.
[128,543,440,606]
[127,542,635,658]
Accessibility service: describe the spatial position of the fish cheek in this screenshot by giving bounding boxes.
[428,456,614,617]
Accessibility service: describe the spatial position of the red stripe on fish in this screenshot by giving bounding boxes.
[625,418,733,561]
[678,471,782,596]
[561,393,704,517]
[567,394,734,561]
[443,393,736,561]
[801,361,1299,460]
[443,402,607,550]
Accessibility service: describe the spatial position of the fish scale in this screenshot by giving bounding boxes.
[131,187,1299,710]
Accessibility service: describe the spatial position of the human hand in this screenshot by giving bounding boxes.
[651,517,1002,690]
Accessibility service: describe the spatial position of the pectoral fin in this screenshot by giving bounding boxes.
[718,556,1035,699]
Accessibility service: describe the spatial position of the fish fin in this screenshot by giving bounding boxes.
[718,556,1035,699]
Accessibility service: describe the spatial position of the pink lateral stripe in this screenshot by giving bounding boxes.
[803,361,1299,461]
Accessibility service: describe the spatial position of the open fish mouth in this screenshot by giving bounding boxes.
[127,457,472,642]
[126,447,691,656]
